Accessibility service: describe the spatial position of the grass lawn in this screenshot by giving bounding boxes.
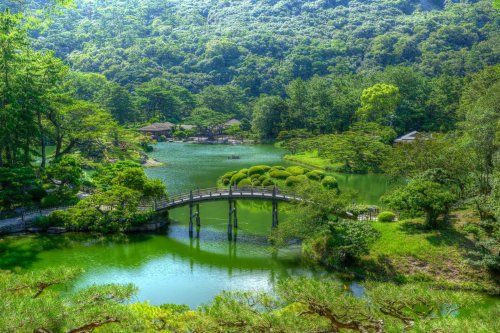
[359,215,498,292]
[284,150,339,170]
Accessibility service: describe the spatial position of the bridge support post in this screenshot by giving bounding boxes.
[189,191,194,237]
[228,200,233,240]
[233,200,238,229]
[272,201,279,228]
[272,186,279,228]
[196,204,200,227]
[189,203,194,237]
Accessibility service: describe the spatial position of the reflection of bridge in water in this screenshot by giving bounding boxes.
[152,186,301,240]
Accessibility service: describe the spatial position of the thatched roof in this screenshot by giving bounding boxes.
[138,122,175,132]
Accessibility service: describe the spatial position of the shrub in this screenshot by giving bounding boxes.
[222,178,230,186]
[321,176,338,189]
[270,165,285,171]
[32,216,52,231]
[258,175,269,182]
[262,178,275,186]
[285,166,306,175]
[305,170,325,181]
[239,168,249,175]
[230,172,247,185]
[269,170,292,179]
[252,179,261,186]
[248,165,271,175]
[285,175,308,186]
[48,210,70,227]
[237,178,252,187]
[377,211,396,222]
[250,173,261,180]
[221,170,238,182]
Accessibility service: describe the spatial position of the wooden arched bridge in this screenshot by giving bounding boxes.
[151,186,301,239]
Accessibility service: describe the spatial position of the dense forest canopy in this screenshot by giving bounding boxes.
[14,0,498,94]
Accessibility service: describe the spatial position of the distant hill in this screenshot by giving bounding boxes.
[29,0,499,94]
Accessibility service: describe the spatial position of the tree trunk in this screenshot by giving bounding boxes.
[37,111,46,168]
[425,209,438,229]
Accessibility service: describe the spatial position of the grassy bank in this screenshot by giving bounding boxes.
[283,150,337,170]
[357,212,499,293]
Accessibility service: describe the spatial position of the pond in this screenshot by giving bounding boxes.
[0,143,393,307]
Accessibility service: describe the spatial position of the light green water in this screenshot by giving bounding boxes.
[0,143,391,307]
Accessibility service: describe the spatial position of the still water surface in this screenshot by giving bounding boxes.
[0,143,391,307]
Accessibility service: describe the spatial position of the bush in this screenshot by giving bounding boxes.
[285,175,308,186]
[32,216,52,231]
[270,165,285,171]
[305,170,325,181]
[250,173,261,180]
[286,166,306,175]
[237,178,252,187]
[258,175,269,182]
[321,176,338,189]
[252,179,261,186]
[48,210,70,227]
[248,165,271,175]
[269,170,292,179]
[377,211,396,222]
[262,178,275,186]
[239,168,249,175]
[230,172,247,185]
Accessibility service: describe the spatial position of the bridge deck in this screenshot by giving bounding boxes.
[154,186,299,211]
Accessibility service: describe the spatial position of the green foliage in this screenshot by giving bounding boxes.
[285,175,307,187]
[321,175,338,190]
[269,170,292,179]
[45,154,83,188]
[305,169,325,181]
[382,179,457,229]
[261,178,275,186]
[303,220,380,267]
[377,211,396,222]
[0,167,41,210]
[247,165,271,176]
[357,83,401,125]
[285,165,307,175]
[0,267,138,333]
[237,178,252,187]
[230,172,247,186]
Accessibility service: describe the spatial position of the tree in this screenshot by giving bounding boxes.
[303,219,380,267]
[197,85,247,118]
[96,82,136,124]
[251,95,286,140]
[357,83,400,126]
[0,267,138,332]
[382,179,457,229]
[0,167,40,210]
[188,107,229,139]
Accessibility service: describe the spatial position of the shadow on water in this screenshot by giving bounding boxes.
[0,233,155,270]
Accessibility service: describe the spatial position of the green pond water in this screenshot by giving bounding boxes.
[0,143,391,307]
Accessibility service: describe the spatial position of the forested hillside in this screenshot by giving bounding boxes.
[28,0,497,94]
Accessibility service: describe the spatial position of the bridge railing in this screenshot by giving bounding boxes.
[153,185,300,210]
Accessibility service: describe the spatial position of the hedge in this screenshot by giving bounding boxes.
[230,172,248,185]
[237,178,252,187]
[321,176,338,189]
[248,165,271,175]
[285,175,308,186]
[286,166,307,175]
[262,178,276,186]
[377,211,396,222]
[269,170,292,179]
[305,170,325,181]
